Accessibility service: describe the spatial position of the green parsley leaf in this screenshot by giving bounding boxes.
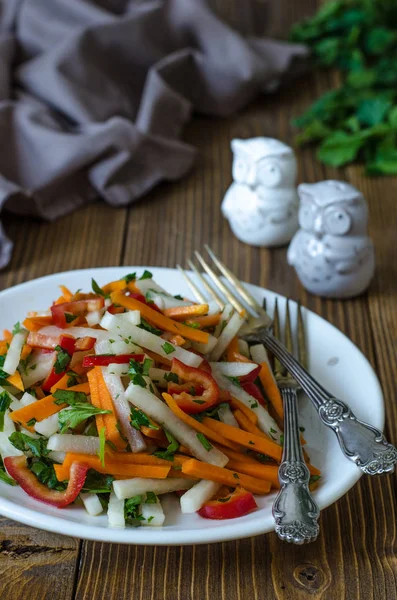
[255,453,272,463]
[142,358,153,376]
[217,496,231,503]
[91,278,106,297]
[138,318,163,336]
[30,458,67,491]
[280,434,284,446]
[153,429,179,461]
[12,322,23,335]
[164,372,179,384]
[124,495,144,527]
[66,370,79,387]
[183,321,200,329]
[147,516,154,523]
[9,432,49,458]
[226,376,241,388]
[139,270,153,280]
[53,389,88,406]
[128,359,148,388]
[310,475,321,484]
[0,391,11,432]
[0,355,10,381]
[232,473,240,480]
[26,418,37,427]
[98,426,106,467]
[0,468,16,486]
[193,399,206,405]
[173,295,183,300]
[65,312,77,324]
[219,320,228,334]
[53,345,71,375]
[130,408,158,431]
[196,432,213,451]
[145,491,158,504]
[123,273,136,283]
[58,404,111,433]
[270,428,277,434]
[82,470,114,493]
[161,342,175,355]
[299,426,305,432]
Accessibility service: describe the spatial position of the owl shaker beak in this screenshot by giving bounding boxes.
[314,215,324,236]
[246,168,256,187]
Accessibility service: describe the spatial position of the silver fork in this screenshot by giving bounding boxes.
[272,298,319,544]
[178,246,397,476]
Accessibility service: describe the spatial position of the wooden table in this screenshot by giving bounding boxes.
[0,1,396,598]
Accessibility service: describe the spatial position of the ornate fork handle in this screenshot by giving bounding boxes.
[273,387,320,544]
[258,330,397,475]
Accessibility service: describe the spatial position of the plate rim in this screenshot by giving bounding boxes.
[0,266,384,545]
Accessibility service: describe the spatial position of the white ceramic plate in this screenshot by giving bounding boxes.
[0,267,384,545]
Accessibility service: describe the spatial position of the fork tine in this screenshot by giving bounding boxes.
[204,245,262,315]
[187,260,225,309]
[285,299,293,355]
[297,301,308,371]
[272,298,286,377]
[194,251,246,315]
[176,264,207,304]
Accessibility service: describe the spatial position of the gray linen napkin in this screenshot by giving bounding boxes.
[0,0,308,268]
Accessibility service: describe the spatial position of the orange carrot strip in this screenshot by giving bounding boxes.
[3,330,12,343]
[232,352,253,363]
[202,417,282,462]
[6,371,24,392]
[23,316,53,331]
[54,457,170,482]
[178,444,194,456]
[229,397,258,425]
[141,425,168,443]
[0,341,8,356]
[185,314,221,329]
[9,383,90,430]
[168,334,185,347]
[212,445,262,465]
[95,367,126,451]
[111,291,209,344]
[226,459,280,488]
[87,368,106,434]
[233,409,269,439]
[163,393,241,451]
[258,362,284,419]
[59,286,73,301]
[54,296,66,305]
[226,336,239,362]
[21,344,32,360]
[50,374,69,394]
[163,304,209,320]
[181,459,271,495]
[168,469,198,479]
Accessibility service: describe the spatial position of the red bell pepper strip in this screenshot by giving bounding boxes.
[51,297,105,328]
[239,365,261,384]
[74,336,96,351]
[82,354,145,367]
[168,358,220,414]
[198,487,257,520]
[107,304,126,315]
[27,331,96,352]
[241,381,266,407]
[168,382,204,396]
[4,455,88,508]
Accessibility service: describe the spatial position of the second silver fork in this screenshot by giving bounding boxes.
[272,299,319,544]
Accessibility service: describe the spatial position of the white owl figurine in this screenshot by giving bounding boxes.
[221,138,299,247]
[288,180,375,298]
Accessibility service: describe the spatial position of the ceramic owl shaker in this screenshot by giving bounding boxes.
[221,138,299,247]
[288,180,375,298]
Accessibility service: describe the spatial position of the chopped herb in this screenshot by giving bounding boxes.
[299,426,305,432]
[124,495,144,527]
[217,496,231,503]
[9,432,49,458]
[0,468,16,486]
[142,358,153,376]
[196,432,213,451]
[164,372,179,384]
[248,440,255,445]
[183,321,200,329]
[193,402,229,423]
[128,359,148,388]
[227,376,241,388]
[53,345,71,375]
[0,391,11,432]
[65,312,77,324]
[0,355,9,382]
[74,288,82,295]
[130,408,158,431]
[255,453,272,463]
[250,402,258,409]
[91,278,107,298]
[153,429,179,461]
[66,370,79,387]
[232,473,240,480]
[30,458,67,491]
[26,418,37,427]
[149,384,155,394]
[109,339,115,344]
[26,388,37,398]
[123,273,136,283]
[53,389,88,406]
[98,426,106,467]
[12,322,24,335]
[138,318,163,336]
[58,404,111,433]
[115,421,128,444]
[270,428,277,434]
[145,491,158,504]
[147,516,154,523]
[220,320,228,333]
[280,434,284,446]
[105,440,118,452]
[310,475,321,484]
[161,342,175,355]
[139,270,153,280]
[82,470,114,493]
[174,295,183,300]
[193,399,206,405]
[84,421,98,437]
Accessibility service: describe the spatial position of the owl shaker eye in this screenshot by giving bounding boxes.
[324,208,351,235]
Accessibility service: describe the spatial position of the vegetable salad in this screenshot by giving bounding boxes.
[0,272,320,527]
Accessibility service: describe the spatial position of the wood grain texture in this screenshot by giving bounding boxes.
[1,1,397,599]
